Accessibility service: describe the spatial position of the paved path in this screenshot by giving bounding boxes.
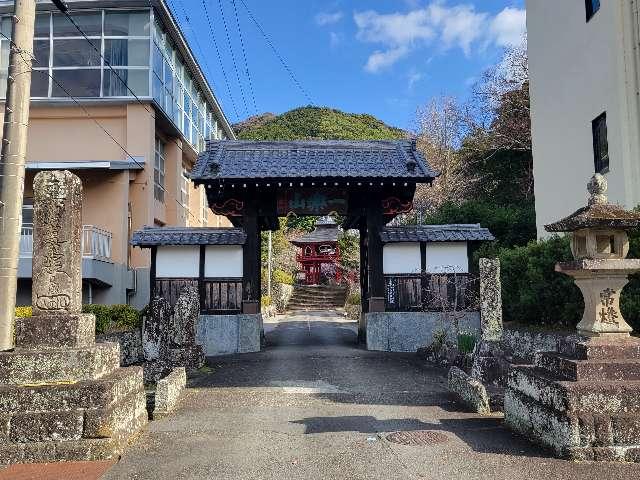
[104,311,640,480]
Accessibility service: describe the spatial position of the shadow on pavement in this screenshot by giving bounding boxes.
[289,415,550,459]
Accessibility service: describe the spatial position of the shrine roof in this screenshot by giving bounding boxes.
[130,227,246,247]
[291,223,342,245]
[190,140,437,183]
[380,224,495,243]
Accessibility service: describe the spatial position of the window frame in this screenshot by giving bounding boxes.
[585,0,600,22]
[592,111,609,174]
[154,136,166,203]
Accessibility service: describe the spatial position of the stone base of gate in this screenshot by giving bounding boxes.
[0,314,147,465]
[505,336,640,462]
[365,312,481,353]
[197,314,262,356]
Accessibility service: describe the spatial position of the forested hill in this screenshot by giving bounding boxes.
[233,106,407,141]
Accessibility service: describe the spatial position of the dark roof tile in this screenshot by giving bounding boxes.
[130,227,246,247]
[380,224,495,243]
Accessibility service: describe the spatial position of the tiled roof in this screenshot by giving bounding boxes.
[191,140,438,182]
[130,227,246,247]
[290,225,342,245]
[380,224,495,243]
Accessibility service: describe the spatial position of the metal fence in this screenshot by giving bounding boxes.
[20,224,113,262]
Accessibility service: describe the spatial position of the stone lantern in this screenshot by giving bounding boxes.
[545,174,640,337]
[504,174,640,462]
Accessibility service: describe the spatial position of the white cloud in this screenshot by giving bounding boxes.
[315,11,344,26]
[354,2,526,73]
[365,47,410,73]
[490,7,527,47]
[329,32,343,48]
[408,71,424,90]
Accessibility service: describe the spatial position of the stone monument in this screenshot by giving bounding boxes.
[505,174,640,461]
[0,171,147,465]
[142,286,204,382]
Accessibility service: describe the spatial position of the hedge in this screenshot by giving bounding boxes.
[15,304,142,334]
[273,269,294,286]
[483,234,640,332]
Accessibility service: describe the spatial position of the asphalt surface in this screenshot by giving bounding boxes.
[103,311,640,480]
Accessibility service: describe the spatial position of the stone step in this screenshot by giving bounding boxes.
[571,339,640,360]
[289,294,347,302]
[287,299,345,306]
[0,342,120,386]
[0,437,119,465]
[0,367,144,415]
[508,365,640,415]
[536,353,640,381]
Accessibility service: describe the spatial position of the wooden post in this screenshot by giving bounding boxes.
[150,246,157,299]
[199,245,206,313]
[242,199,261,314]
[366,197,385,312]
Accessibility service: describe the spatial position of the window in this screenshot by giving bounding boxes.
[21,198,33,226]
[586,0,600,21]
[180,166,190,223]
[592,112,609,174]
[0,9,152,100]
[200,186,208,226]
[154,137,166,202]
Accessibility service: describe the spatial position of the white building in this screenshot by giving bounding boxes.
[527,0,640,236]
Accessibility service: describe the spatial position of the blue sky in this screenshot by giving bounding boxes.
[169,0,526,130]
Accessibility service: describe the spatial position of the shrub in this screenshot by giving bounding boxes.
[273,269,294,286]
[457,333,477,354]
[261,295,272,308]
[15,306,32,318]
[82,304,142,334]
[492,234,640,331]
[346,292,361,305]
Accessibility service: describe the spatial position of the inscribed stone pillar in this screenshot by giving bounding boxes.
[479,258,503,341]
[31,171,83,316]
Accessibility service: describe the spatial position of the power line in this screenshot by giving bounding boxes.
[169,0,231,122]
[230,0,258,115]
[237,0,314,105]
[200,0,241,121]
[217,0,248,118]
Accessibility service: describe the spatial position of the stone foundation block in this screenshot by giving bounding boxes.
[0,438,120,465]
[15,314,95,350]
[9,411,84,443]
[0,367,143,414]
[84,389,147,439]
[448,367,491,414]
[536,352,640,382]
[0,342,120,385]
[153,367,186,420]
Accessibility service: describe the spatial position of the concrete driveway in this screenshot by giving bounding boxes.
[103,311,640,479]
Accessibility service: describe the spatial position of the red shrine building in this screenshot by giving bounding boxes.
[291,217,342,285]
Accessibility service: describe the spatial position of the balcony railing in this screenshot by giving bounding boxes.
[20,224,112,262]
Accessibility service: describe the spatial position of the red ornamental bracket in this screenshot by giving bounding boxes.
[212,198,244,217]
[382,197,413,215]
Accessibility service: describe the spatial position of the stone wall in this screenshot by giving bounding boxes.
[366,311,481,353]
[97,330,143,367]
[501,325,575,364]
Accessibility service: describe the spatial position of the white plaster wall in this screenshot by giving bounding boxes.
[425,243,468,273]
[205,245,243,278]
[383,243,421,274]
[156,246,200,278]
[527,0,640,237]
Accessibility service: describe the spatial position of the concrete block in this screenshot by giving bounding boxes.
[448,366,491,414]
[153,367,186,420]
[15,314,96,350]
[366,312,481,353]
[0,343,120,385]
[197,314,261,356]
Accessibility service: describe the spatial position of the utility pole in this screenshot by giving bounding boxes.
[0,0,36,351]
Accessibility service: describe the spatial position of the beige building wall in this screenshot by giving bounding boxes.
[18,102,229,275]
[527,0,640,236]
